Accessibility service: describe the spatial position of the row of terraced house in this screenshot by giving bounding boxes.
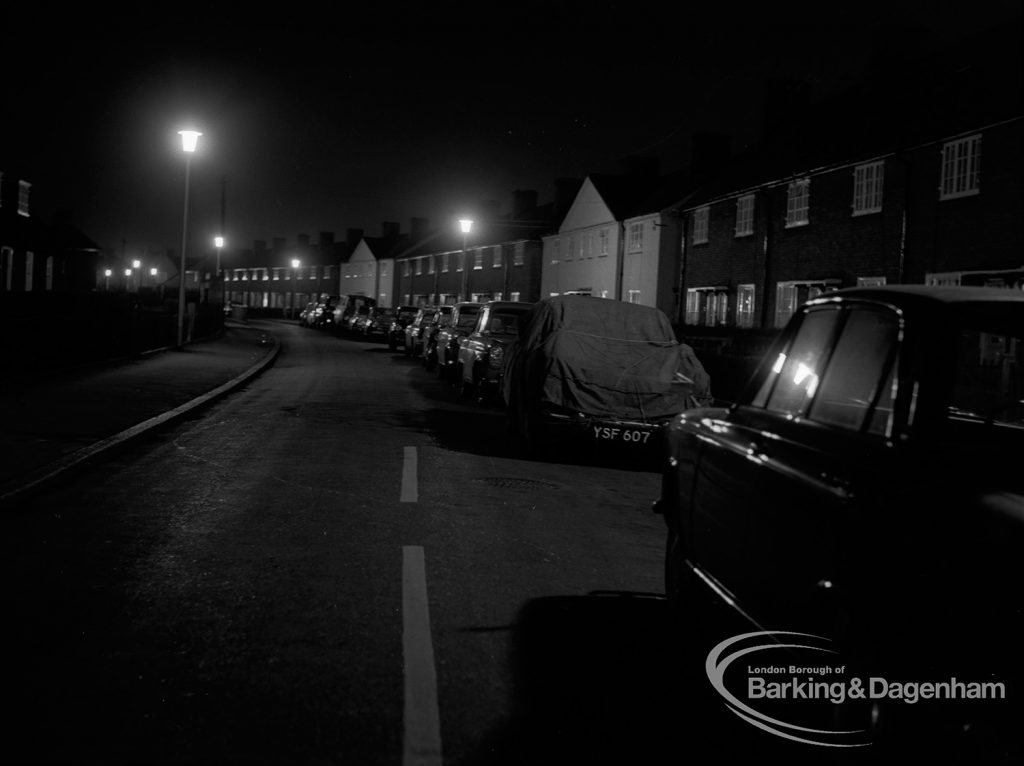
[222,34,1023,332]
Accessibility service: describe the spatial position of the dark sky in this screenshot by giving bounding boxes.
[3,1,1020,260]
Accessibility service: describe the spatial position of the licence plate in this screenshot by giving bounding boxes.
[592,425,653,444]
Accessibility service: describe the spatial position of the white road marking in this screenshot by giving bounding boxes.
[401,446,418,503]
[402,546,442,766]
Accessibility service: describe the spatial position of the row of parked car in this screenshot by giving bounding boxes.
[298,287,1023,755]
[398,288,1023,753]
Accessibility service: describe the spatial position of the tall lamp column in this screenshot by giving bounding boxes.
[177,129,201,347]
[458,218,473,302]
[290,258,301,320]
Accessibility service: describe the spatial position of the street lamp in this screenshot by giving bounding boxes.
[290,258,301,320]
[459,218,473,301]
[177,129,202,347]
[104,269,112,290]
[124,268,133,291]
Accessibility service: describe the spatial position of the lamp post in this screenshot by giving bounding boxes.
[150,267,158,289]
[213,236,225,309]
[132,259,141,292]
[177,129,202,347]
[290,258,301,320]
[104,269,112,290]
[124,268,132,291]
[459,218,473,301]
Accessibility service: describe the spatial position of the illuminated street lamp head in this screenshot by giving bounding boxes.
[214,236,225,248]
[132,259,141,269]
[150,268,158,276]
[291,258,301,269]
[124,269,132,276]
[459,219,473,234]
[178,130,202,153]
[104,269,113,277]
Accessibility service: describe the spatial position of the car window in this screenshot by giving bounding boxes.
[753,307,842,416]
[949,317,1024,428]
[457,309,480,329]
[807,307,900,433]
[488,311,525,335]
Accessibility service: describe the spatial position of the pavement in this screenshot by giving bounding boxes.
[0,319,280,507]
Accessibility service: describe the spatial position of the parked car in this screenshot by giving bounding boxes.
[502,295,711,458]
[331,294,376,334]
[360,307,396,340]
[655,285,1024,751]
[312,295,340,330]
[455,300,534,402]
[298,301,317,327]
[404,307,437,358]
[434,302,482,381]
[388,306,420,351]
[421,305,453,371]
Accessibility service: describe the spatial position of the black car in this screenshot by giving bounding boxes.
[434,302,482,382]
[655,285,1024,753]
[403,307,437,359]
[455,300,533,402]
[388,305,419,351]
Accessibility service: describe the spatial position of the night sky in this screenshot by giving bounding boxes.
[3,1,1020,261]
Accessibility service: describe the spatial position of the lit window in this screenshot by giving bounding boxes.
[736,284,756,328]
[735,195,754,237]
[785,179,810,227]
[852,161,884,215]
[510,291,521,301]
[402,261,411,277]
[627,290,641,304]
[692,207,709,244]
[18,181,31,217]
[940,134,981,200]
[415,259,422,275]
[566,236,574,261]
[428,256,435,275]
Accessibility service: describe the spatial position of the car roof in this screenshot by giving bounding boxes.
[826,285,1024,306]
[484,301,533,311]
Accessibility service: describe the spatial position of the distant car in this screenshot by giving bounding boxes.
[312,295,340,329]
[388,305,419,351]
[298,301,316,327]
[421,305,453,371]
[655,285,1024,750]
[404,307,437,358]
[361,307,396,340]
[455,300,533,402]
[331,294,376,334]
[434,302,482,382]
[502,295,710,458]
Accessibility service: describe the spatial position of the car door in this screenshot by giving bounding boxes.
[690,302,901,634]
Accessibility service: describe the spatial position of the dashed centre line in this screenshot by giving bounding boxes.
[402,545,442,766]
[401,446,418,503]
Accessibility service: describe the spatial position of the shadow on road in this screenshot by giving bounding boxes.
[456,592,914,766]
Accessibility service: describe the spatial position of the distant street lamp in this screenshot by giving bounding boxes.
[104,269,112,290]
[290,258,301,320]
[132,260,142,292]
[177,129,202,346]
[214,236,224,280]
[124,268,132,291]
[459,218,473,301]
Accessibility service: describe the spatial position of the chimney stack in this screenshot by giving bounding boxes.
[513,189,538,219]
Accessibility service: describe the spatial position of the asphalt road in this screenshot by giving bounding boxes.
[0,321,918,766]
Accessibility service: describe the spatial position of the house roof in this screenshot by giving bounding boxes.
[684,21,1023,208]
